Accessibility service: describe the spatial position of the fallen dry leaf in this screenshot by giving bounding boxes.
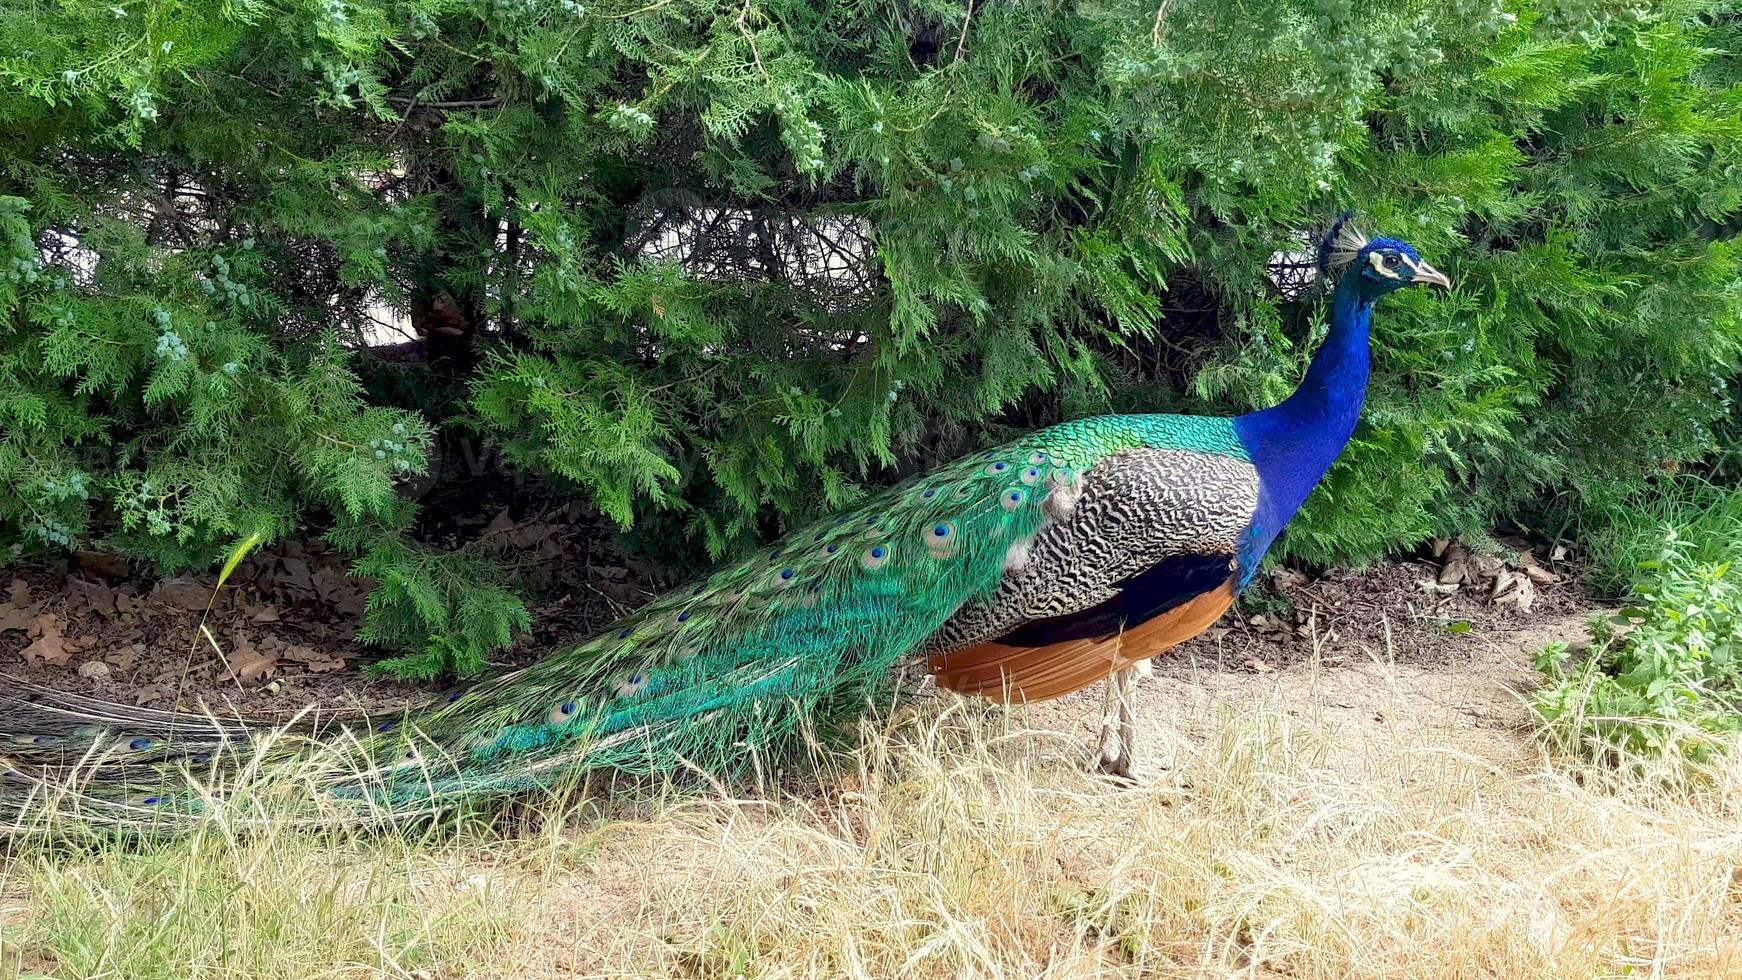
[1244,658,1273,673]
[482,509,515,538]
[1270,567,1310,591]
[219,632,280,685]
[68,578,117,618]
[155,577,213,611]
[282,643,348,674]
[311,567,348,600]
[1494,534,1532,553]
[21,614,75,667]
[73,550,130,579]
[0,603,34,633]
[229,645,280,685]
[1491,569,1520,601]
[0,580,35,632]
[1438,544,1470,585]
[278,557,315,592]
[1523,564,1559,586]
[106,643,143,671]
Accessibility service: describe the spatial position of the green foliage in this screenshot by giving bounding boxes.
[350,536,532,680]
[1577,474,1742,594]
[1532,512,1742,762]
[1,0,1739,676]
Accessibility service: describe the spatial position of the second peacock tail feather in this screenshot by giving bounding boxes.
[0,215,1449,830]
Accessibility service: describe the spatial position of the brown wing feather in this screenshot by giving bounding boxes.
[929,579,1235,702]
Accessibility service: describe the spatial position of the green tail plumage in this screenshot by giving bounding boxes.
[0,415,1215,829]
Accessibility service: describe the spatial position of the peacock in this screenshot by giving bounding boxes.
[0,215,1447,828]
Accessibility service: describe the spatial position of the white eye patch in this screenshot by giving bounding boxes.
[1367,250,1405,280]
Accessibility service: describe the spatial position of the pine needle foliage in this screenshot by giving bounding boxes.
[1,0,1738,675]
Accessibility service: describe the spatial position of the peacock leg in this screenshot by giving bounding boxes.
[1096,664,1140,777]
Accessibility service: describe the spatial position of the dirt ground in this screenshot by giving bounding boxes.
[1003,606,1592,780]
[0,510,658,717]
[0,522,1594,731]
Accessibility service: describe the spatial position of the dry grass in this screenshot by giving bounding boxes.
[3,673,1741,979]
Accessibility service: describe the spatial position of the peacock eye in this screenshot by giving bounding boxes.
[1383,252,1402,270]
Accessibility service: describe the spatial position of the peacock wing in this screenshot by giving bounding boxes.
[930,438,1260,702]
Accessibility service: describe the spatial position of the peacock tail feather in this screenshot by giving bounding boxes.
[0,413,1246,829]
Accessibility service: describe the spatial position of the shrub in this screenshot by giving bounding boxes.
[1533,504,1742,762]
[1,0,1738,676]
[1577,474,1742,595]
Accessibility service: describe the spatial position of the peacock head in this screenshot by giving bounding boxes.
[1316,212,1451,300]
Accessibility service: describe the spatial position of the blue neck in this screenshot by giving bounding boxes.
[1230,273,1374,582]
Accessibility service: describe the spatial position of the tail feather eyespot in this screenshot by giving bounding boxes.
[862,544,890,569]
[925,521,959,556]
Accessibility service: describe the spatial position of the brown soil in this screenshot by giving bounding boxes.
[0,522,1599,723]
[0,511,659,718]
[1160,554,1587,678]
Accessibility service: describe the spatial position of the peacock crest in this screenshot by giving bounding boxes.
[1315,211,1369,280]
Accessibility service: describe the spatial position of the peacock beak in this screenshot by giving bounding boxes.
[1413,261,1451,290]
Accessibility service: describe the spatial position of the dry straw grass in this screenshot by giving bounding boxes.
[2,676,1740,978]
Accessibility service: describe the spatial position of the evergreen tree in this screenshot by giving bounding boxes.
[1,0,1737,676]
